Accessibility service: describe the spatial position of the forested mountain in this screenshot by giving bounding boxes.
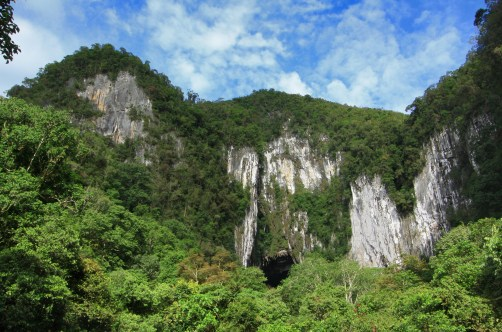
[1,1,501,331]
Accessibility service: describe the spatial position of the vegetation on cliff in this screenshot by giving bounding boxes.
[1,0,501,330]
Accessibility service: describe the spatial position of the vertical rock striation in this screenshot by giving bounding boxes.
[412,128,465,256]
[228,134,339,265]
[349,176,403,266]
[77,72,153,144]
[262,134,336,197]
[227,147,259,266]
[229,117,493,268]
[261,134,338,261]
[465,113,494,173]
[350,115,493,267]
[288,211,324,262]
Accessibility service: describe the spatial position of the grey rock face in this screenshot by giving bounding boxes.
[227,134,339,265]
[77,72,153,144]
[412,127,465,257]
[286,210,324,262]
[227,147,259,267]
[349,116,493,267]
[465,113,494,173]
[262,134,336,200]
[349,175,403,267]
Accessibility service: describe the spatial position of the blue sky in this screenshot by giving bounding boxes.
[0,0,485,112]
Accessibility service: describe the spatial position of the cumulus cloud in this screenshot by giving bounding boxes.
[0,18,67,95]
[133,0,474,109]
[313,0,468,111]
[277,72,312,95]
[0,0,118,95]
[19,0,66,28]
[0,0,481,111]
[136,0,292,99]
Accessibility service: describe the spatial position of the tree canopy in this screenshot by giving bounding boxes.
[0,0,501,330]
[0,0,20,63]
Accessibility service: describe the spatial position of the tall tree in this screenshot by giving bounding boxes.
[0,0,20,63]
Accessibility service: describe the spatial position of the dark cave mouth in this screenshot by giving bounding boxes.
[262,252,295,287]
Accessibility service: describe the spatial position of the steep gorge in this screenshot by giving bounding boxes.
[3,2,502,327]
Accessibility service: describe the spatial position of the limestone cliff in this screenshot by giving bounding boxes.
[262,134,337,199]
[228,134,339,265]
[349,115,494,267]
[349,175,404,266]
[75,70,488,270]
[260,134,335,262]
[227,147,259,267]
[77,71,153,144]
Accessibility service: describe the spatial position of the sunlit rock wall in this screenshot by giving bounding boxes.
[349,175,404,266]
[227,147,259,266]
[77,71,153,144]
[411,127,465,257]
[350,115,494,267]
[262,134,336,204]
[228,134,339,265]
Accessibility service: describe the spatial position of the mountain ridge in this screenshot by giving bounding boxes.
[1,2,501,329]
[5,41,498,267]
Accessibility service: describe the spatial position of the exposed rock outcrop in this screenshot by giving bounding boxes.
[228,134,339,266]
[412,127,466,257]
[77,71,153,144]
[349,116,493,267]
[349,175,404,266]
[229,115,494,268]
[227,147,259,267]
[262,134,336,202]
[466,113,494,173]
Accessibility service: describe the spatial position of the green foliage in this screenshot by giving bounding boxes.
[0,99,81,330]
[214,90,415,214]
[227,267,267,293]
[0,248,72,330]
[278,255,381,316]
[163,281,220,332]
[290,180,351,254]
[393,286,460,332]
[405,0,502,219]
[109,269,154,313]
[7,44,183,119]
[0,93,500,332]
[194,89,413,257]
[0,0,20,63]
[178,247,237,284]
[0,2,501,330]
[0,98,79,200]
[220,288,289,331]
[69,257,115,330]
[103,160,153,211]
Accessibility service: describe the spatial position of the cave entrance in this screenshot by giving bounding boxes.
[262,252,294,287]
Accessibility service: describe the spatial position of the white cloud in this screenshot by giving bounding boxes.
[312,0,469,111]
[105,9,133,35]
[136,0,291,99]
[277,72,312,95]
[0,18,67,95]
[414,10,431,25]
[275,0,332,15]
[0,0,482,112]
[17,0,66,28]
[326,79,350,102]
[142,0,257,55]
[326,67,379,107]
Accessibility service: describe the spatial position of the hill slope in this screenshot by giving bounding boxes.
[1,1,501,330]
